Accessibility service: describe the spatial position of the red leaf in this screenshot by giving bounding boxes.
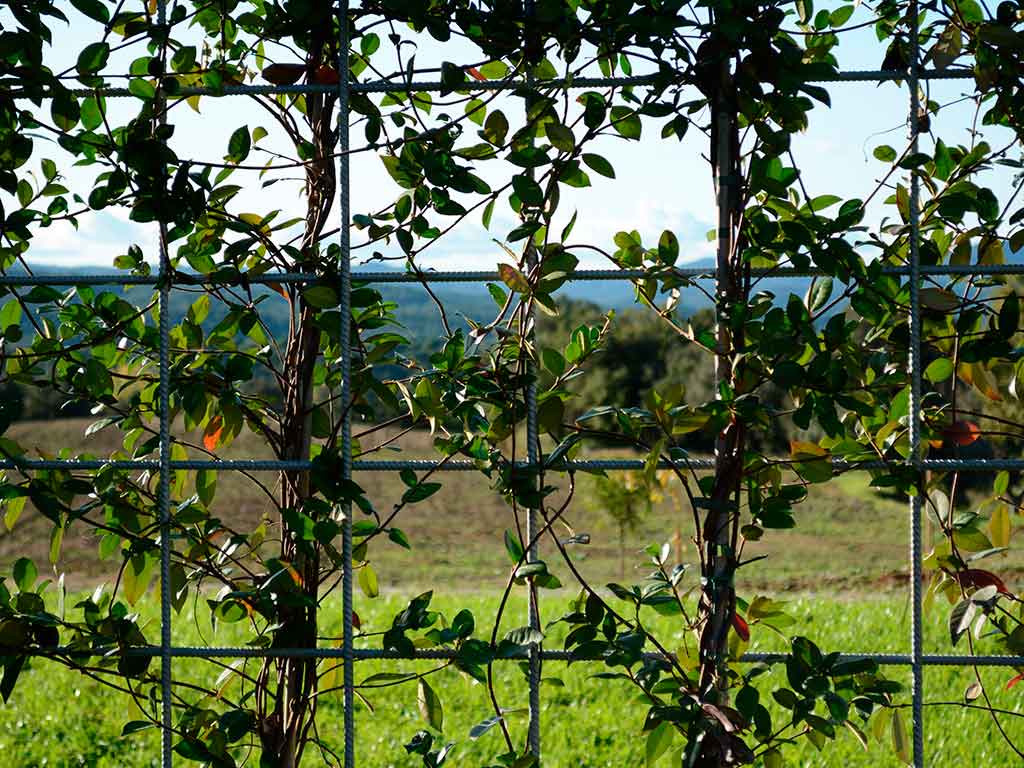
[203,416,224,452]
[314,65,340,85]
[280,560,303,586]
[942,420,981,447]
[732,613,750,642]
[268,282,287,299]
[1006,673,1023,691]
[957,568,1010,595]
[467,67,486,81]
[352,611,361,630]
[261,63,305,85]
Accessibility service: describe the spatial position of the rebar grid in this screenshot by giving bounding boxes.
[4,261,1024,289]
[0,6,1011,768]
[907,2,926,764]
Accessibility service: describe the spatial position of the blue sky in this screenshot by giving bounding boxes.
[10,4,1019,272]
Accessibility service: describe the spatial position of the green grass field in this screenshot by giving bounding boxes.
[1,419,1023,765]
[0,591,1023,767]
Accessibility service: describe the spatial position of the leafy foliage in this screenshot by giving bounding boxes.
[3,0,1024,766]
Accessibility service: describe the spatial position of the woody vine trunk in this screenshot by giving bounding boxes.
[256,41,339,768]
[697,53,745,715]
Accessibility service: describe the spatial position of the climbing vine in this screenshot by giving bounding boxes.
[3,0,1024,766]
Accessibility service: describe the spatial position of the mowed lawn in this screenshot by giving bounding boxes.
[0,592,1023,767]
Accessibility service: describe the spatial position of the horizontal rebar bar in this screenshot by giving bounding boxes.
[8,68,975,102]
[2,456,1022,472]
[0,272,317,287]
[4,262,1023,289]
[13,643,1024,667]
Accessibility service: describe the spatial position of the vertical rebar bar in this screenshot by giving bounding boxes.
[337,2,356,766]
[522,1,543,758]
[155,0,173,765]
[907,0,925,765]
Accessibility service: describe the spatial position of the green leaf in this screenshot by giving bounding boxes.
[504,626,544,646]
[514,561,548,579]
[479,60,509,79]
[830,4,854,26]
[49,524,63,564]
[418,678,444,731]
[645,721,674,766]
[12,557,36,592]
[487,282,507,308]
[71,0,111,23]
[51,91,80,131]
[582,153,615,179]
[361,33,381,56]
[303,286,339,309]
[873,145,897,163]
[545,122,575,153]
[388,528,411,549]
[469,714,503,739]
[227,126,251,163]
[483,111,509,146]
[931,24,963,70]
[806,276,833,313]
[512,174,544,206]
[0,301,22,334]
[1,656,26,704]
[504,529,524,563]
[77,42,110,75]
[81,96,105,131]
[122,553,155,605]
[657,230,679,265]
[4,497,26,532]
[401,482,442,504]
[465,98,487,126]
[358,564,379,598]
[128,78,156,101]
[610,107,641,140]
[1000,293,1019,337]
[542,348,565,376]
[810,195,842,212]
[924,358,954,383]
[934,139,954,181]
[196,469,216,507]
[122,721,155,736]
[892,709,911,765]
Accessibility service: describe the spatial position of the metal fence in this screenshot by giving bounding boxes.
[5,0,1024,766]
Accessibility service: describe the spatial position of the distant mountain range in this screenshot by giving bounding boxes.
[2,260,833,351]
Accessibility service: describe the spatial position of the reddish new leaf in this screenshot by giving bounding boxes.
[1006,672,1023,691]
[957,568,1010,595]
[732,613,750,642]
[203,415,224,451]
[467,67,485,81]
[314,65,340,85]
[261,63,305,85]
[942,420,981,447]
